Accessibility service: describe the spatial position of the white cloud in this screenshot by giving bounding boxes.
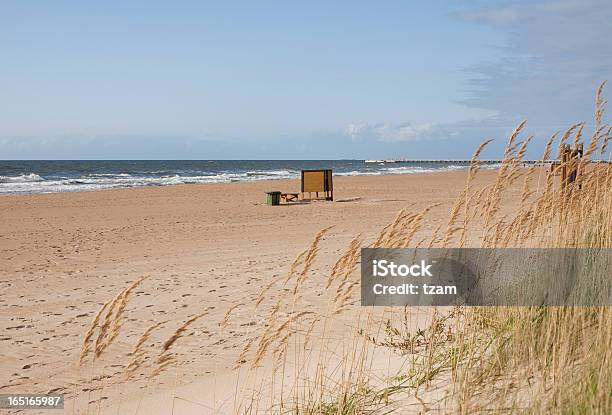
[344,122,438,142]
[456,0,612,127]
[460,6,520,25]
[459,0,590,26]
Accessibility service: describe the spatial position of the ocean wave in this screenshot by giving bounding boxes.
[382,166,438,174]
[85,173,132,178]
[335,170,383,176]
[481,163,504,170]
[246,169,296,178]
[0,173,44,183]
[0,164,489,195]
[382,165,468,174]
[0,169,301,194]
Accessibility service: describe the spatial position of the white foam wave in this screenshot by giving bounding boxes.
[0,173,44,183]
[0,164,486,195]
[246,169,295,177]
[0,169,301,194]
[383,165,468,174]
[86,173,132,177]
[335,170,383,176]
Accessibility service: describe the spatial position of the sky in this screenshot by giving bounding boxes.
[1,0,611,159]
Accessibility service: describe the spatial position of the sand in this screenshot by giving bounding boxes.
[0,170,516,414]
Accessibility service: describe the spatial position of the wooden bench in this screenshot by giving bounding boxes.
[281,192,299,203]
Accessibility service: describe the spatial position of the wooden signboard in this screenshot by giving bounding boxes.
[301,169,333,201]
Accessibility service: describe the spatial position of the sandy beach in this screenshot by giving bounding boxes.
[3,1,612,412]
[1,170,522,413]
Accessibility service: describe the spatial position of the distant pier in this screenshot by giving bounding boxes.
[364,159,610,165]
[364,159,553,164]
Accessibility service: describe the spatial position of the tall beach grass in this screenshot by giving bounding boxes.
[232,82,611,414]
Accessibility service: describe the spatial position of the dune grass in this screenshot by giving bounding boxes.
[75,83,611,414]
[232,82,611,414]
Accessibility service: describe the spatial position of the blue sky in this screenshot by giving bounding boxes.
[1,1,611,159]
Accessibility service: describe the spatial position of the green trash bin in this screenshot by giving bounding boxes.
[266,191,281,206]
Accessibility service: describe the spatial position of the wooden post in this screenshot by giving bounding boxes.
[561,144,570,186]
[561,143,583,189]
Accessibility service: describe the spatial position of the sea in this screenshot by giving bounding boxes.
[0,160,475,195]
